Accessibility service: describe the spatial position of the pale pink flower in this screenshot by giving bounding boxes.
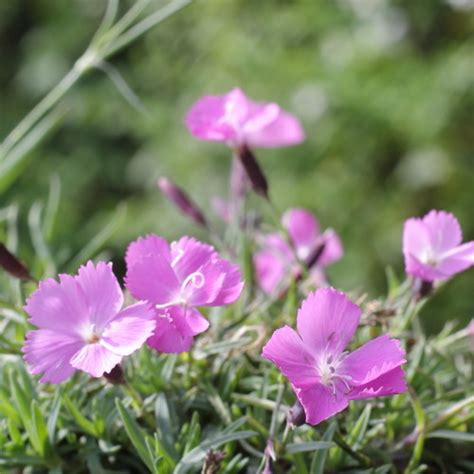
[125,235,244,352]
[185,88,305,148]
[262,288,407,425]
[23,262,155,383]
[254,208,343,294]
[403,210,474,282]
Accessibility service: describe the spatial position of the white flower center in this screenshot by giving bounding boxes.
[420,248,438,267]
[84,324,102,344]
[317,351,353,395]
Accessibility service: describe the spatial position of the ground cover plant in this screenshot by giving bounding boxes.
[0,1,473,473]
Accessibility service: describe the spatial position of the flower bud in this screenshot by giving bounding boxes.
[287,400,306,427]
[237,145,269,199]
[103,364,125,385]
[413,278,433,301]
[158,177,208,228]
[0,243,32,281]
[304,241,326,269]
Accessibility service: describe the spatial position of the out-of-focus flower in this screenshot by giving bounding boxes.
[185,88,305,198]
[158,177,208,228]
[254,208,343,294]
[125,235,244,352]
[262,288,407,425]
[403,210,474,282]
[23,262,155,383]
[185,88,305,149]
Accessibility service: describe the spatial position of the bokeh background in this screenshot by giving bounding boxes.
[1,0,473,332]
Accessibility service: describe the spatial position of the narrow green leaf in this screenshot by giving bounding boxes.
[348,405,372,450]
[311,422,336,474]
[47,392,62,443]
[115,398,155,472]
[287,441,333,454]
[427,430,474,443]
[0,108,64,193]
[62,393,98,437]
[174,430,256,474]
[31,400,51,457]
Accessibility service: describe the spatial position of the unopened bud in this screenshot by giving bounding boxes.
[158,177,207,228]
[287,400,306,427]
[0,243,32,281]
[413,279,433,301]
[237,145,269,199]
[104,364,125,385]
[305,241,326,269]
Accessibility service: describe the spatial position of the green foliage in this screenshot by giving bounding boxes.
[0,0,473,472]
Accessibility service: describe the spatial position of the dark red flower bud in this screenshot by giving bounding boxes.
[305,241,326,269]
[103,364,125,385]
[158,177,208,228]
[0,243,32,281]
[287,400,306,427]
[237,145,269,199]
[413,279,433,301]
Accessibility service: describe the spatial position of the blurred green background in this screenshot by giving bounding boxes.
[1,0,473,331]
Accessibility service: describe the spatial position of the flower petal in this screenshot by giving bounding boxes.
[318,229,344,267]
[245,109,305,148]
[24,274,88,336]
[282,208,320,255]
[100,302,156,356]
[184,260,226,306]
[349,367,407,400]
[125,253,180,305]
[342,335,406,387]
[70,344,122,378]
[22,330,83,384]
[437,241,474,277]
[423,210,462,253]
[76,261,123,328]
[261,325,318,389]
[296,288,360,355]
[185,94,238,142]
[147,307,201,353]
[296,384,349,425]
[254,250,288,295]
[207,258,244,306]
[126,235,171,269]
[170,236,216,281]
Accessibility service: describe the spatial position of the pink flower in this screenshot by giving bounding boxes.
[22,262,155,384]
[125,235,244,352]
[262,288,407,425]
[254,208,343,294]
[185,88,305,148]
[403,210,474,282]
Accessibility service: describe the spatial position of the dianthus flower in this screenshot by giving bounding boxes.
[254,208,343,294]
[185,88,304,148]
[262,288,407,425]
[125,235,244,352]
[23,262,155,383]
[403,210,474,282]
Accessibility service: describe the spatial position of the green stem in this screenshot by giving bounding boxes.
[0,64,84,159]
[333,431,372,468]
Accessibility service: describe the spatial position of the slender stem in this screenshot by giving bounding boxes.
[1,0,193,161]
[0,64,84,159]
[333,431,372,468]
[103,0,193,57]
